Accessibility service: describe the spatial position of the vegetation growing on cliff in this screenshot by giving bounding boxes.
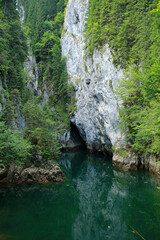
[0,122,32,164]
[23,0,74,131]
[0,0,71,165]
[85,0,160,156]
[85,0,159,66]
[0,0,27,92]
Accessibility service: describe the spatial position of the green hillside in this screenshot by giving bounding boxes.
[85,0,160,156]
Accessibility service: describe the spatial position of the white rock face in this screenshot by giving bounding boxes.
[61,0,125,154]
[25,42,39,93]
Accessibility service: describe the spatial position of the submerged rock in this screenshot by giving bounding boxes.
[0,162,64,184]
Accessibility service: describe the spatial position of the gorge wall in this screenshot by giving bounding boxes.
[61,0,125,155]
[0,0,160,180]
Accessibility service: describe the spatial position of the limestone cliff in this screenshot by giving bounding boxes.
[61,0,125,155]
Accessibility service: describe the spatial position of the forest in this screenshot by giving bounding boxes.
[0,0,160,165]
[0,0,73,165]
[85,0,160,156]
[0,1,160,239]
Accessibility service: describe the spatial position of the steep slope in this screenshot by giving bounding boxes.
[61,0,125,155]
[0,0,68,182]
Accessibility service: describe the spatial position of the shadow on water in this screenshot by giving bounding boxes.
[0,151,160,240]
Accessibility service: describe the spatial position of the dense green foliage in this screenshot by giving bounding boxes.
[85,0,158,65]
[116,2,160,156]
[3,0,160,163]
[0,122,32,164]
[0,0,27,92]
[85,0,160,156]
[0,0,72,165]
[24,0,73,130]
[23,101,60,160]
[21,0,74,161]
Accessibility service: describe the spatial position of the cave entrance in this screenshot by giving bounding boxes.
[62,122,86,152]
[71,122,86,149]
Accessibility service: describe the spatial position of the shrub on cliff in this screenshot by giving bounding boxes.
[23,101,60,161]
[0,122,32,165]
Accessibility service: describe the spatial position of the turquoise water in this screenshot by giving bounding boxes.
[0,151,160,240]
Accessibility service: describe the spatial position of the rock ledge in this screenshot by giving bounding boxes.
[0,162,64,184]
[113,147,160,177]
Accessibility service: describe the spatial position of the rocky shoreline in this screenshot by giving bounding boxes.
[113,148,160,177]
[1,147,160,185]
[0,161,64,184]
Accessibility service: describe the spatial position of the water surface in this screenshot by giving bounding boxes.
[0,151,160,240]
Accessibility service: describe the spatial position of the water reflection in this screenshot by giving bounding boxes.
[59,152,160,240]
[0,152,160,240]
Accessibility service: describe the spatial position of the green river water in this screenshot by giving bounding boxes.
[0,151,160,240]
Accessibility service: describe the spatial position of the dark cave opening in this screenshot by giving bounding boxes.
[61,122,86,152]
[70,122,87,149]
